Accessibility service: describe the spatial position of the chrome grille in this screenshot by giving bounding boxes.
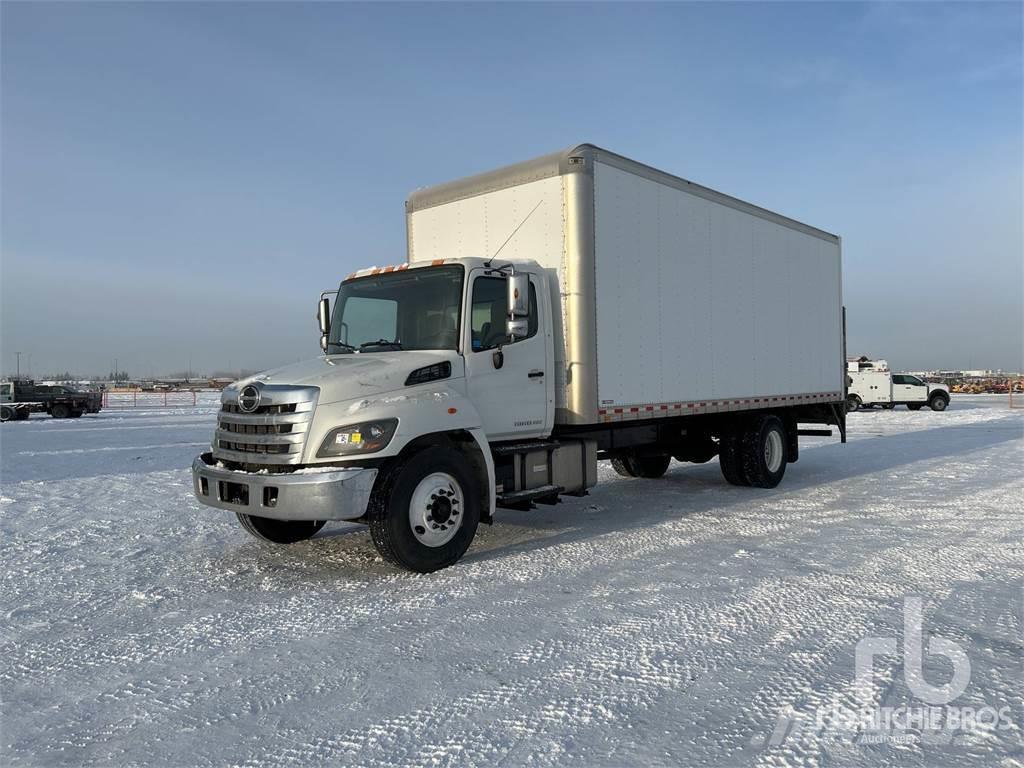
[219,421,294,436]
[222,403,298,415]
[213,384,318,465]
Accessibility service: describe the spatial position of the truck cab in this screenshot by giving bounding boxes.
[323,259,556,441]
[891,374,950,411]
[0,382,32,422]
[193,258,586,572]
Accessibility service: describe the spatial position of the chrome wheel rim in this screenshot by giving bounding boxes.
[409,472,464,547]
[764,429,784,473]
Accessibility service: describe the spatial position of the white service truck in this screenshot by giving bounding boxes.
[846,358,950,411]
[193,144,847,572]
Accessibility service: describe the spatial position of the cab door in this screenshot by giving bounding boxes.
[893,375,928,403]
[463,270,552,440]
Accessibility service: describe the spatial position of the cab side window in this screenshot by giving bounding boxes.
[470,277,538,351]
[892,375,907,385]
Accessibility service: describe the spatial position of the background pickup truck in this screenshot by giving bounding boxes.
[846,359,950,411]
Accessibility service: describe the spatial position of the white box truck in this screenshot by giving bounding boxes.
[846,358,950,411]
[193,145,847,571]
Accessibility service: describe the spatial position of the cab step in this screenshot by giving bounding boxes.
[496,484,563,511]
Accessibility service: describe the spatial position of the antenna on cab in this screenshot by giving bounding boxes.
[484,200,544,269]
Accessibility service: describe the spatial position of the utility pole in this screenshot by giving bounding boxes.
[16,351,23,380]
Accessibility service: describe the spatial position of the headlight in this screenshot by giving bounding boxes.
[317,419,398,458]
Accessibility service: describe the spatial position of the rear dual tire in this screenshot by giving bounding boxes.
[718,433,748,486]
[720,415,788,489]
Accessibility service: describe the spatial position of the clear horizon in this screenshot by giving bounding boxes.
[3,2,1022,376]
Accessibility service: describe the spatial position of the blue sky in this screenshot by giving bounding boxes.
[2,2,1021,377]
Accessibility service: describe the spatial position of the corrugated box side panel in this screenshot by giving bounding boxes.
[592,160,842,408]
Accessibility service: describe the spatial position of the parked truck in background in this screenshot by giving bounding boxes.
[0,380,103,421]
[846,358,950,411]
[0,383,33,421]
[193,144,847,572]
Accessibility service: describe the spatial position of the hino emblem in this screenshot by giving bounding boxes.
[238,384,261,413]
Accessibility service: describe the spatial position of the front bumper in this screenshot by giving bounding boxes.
[191,452,377,521]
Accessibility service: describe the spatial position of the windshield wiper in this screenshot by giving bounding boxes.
[359,339,403,351]
[327,340,356,353]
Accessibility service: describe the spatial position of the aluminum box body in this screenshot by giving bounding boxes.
[407,144,844,426]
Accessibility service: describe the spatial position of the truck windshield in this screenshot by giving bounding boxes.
[329,266,464,353]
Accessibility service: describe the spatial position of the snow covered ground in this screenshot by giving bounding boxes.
[1,395,1021,767]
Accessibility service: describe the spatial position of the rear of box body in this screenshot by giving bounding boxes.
[407,145,844,426]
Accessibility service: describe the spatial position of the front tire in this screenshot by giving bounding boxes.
[368,446,480,573]
[51,403,70,419]
[929,394,949,412]
[236,514,325,544]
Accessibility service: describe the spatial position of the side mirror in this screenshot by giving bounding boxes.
[508,273,529,318]
[507,273,529,342]
[318,297,331,352]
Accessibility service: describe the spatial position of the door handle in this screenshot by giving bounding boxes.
[528,370,544,378]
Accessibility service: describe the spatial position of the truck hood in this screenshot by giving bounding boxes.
[230,351,464,406]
